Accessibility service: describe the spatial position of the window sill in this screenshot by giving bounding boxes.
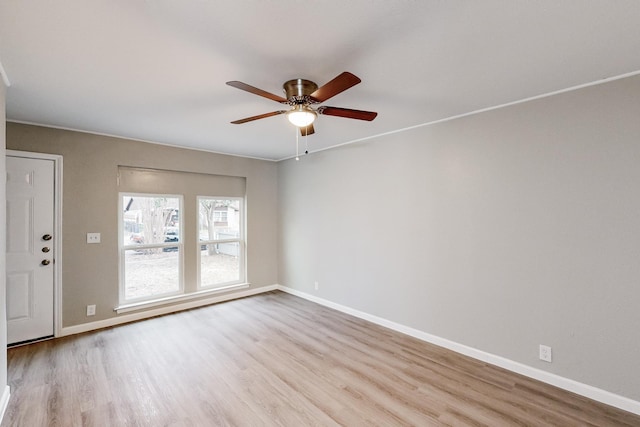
[114,283,250,314]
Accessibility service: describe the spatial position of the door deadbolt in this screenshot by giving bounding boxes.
[41,259,51,266]
[42,234,52,241]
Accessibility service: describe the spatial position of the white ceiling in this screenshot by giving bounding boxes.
[2,1,640,161]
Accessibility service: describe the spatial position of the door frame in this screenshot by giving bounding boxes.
[6,150,63,338]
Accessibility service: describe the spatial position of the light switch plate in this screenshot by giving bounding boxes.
[87,233,101,244]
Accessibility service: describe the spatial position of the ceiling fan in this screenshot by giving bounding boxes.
[226,72,377,136]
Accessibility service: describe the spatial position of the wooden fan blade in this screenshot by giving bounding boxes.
[318,106,377,121]
[226,81,288,103]
[300,124,315,136]
[310,72,361,102]
[230,111,287,124]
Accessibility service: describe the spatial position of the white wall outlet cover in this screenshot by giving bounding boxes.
[86,304,96,316]
[87,232,101,244]
[539,344,552,362]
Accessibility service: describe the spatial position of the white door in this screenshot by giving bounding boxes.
[6,156,55,345]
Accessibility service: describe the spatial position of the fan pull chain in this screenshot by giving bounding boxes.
[295,127,300,161]
[305,131,309,155]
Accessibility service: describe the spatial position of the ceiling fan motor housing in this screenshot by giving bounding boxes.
[283,79,318,105]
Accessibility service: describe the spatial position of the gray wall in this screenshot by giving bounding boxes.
[0,77,8,395]
[7,124,279,327]
[278,75,640,401]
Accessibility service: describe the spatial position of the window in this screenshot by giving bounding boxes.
[120,194,183,303]
[198,197,244,289]
[117,167,247,310]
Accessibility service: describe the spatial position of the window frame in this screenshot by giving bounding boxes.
[197,196,246,290]
[118,192,185,305]
[214,210,228,223]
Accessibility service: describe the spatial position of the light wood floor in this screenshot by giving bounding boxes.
[3,291,639,426]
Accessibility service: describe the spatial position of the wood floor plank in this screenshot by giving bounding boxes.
[2,291,639,426]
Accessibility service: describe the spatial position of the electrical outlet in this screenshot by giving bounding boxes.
[314,281,319,290]
[539,344,552,362]
[86,304,96,316]
[87,233,101,244]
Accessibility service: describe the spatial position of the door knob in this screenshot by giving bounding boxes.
[42,247,50,253]
[41,259,51,266]
[42,234,52,241]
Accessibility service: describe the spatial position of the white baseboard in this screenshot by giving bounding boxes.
[0,385,10,424]
[60,285,279,337]
[276,285,640,416]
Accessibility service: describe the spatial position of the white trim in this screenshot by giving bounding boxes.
[6,70,640,163]
[6,119,276,162]
[0,385,10,423]
[277,69,640,161]
[115,283,250,314]
[61,284,278,337]
[276,285,640,416]
[0,60,10,87]
[6,150,63,338]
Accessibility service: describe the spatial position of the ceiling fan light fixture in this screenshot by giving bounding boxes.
[287,106,317,127]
